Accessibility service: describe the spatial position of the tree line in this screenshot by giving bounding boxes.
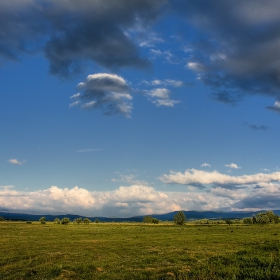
[0,210,279,225]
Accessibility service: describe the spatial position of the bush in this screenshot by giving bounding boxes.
[243,217,252,224]
[61,217,71,225]
[83,218,91,224]
[256,213,270,224]
[74,217,83,224]
[54,218,60,224]
[39,217,46,224]
[0,216,4,222]
[94,219,100,223]
[152,218,159,224]
[174,211,186,225]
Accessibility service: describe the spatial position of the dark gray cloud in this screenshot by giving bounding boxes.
[70,73,133,117]
[0,0,166,77]
[234,194,280,209]
[243,122,268,131]
[174,0,280,108]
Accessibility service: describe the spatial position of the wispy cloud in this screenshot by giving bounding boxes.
[111,173,148,186]
[75,149,103,153]
[201,163,211,167]
[150,49,177,64]
[143,79,185,87]
[243,122,268,131]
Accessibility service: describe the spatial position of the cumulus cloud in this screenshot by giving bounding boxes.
[146,88,181,107]
[0,0,166,77]
[0,185,180,217]
[70,73,133,117]
[225,163,240,169]
[2,182,280,216]
[160,169,280,188]
[174,0,280,108]
[8,159,23,165]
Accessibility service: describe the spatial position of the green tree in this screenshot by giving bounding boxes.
[225,219,232,225]
[265,210,279,223]
[74,217,83,224]
[39,217,46,224]
[243,217,252,224]
[152,218,159,224]
[252,215,257,224]
[0,216,4,222]
[83,218,91,224]
[94,219,100,223]
[61,217,70,225]
[273,214,280,224]
[143,216,153,223]
[174,211,186,225]
[54,218,60,224]
[256,213,270,224]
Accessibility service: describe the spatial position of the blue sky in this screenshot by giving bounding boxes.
[1,0,280,217]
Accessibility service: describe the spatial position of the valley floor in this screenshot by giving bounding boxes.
[0,222,280,279]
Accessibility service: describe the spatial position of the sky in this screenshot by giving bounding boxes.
[1,0,280,217]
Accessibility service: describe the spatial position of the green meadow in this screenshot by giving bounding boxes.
[1,222,280,279]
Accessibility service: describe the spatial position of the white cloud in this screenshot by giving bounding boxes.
[201,163,211,167]
[187,62,206,72]
[160,169,280,187]
[70,93,81,99]
[8,159,22,165]
[0,185,180,217]
[146,88,181,107]
[149,88,170,99]
[69,101,80,107]
[225,163,240,169]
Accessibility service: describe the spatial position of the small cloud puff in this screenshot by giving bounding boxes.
[8,159,23,165]
[225,163,240,169]
[146,88,181,107]
[201,163,211,167]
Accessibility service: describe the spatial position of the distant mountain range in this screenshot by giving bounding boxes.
[1,210,279,222]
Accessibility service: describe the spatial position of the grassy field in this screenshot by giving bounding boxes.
[0,222,280,279]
